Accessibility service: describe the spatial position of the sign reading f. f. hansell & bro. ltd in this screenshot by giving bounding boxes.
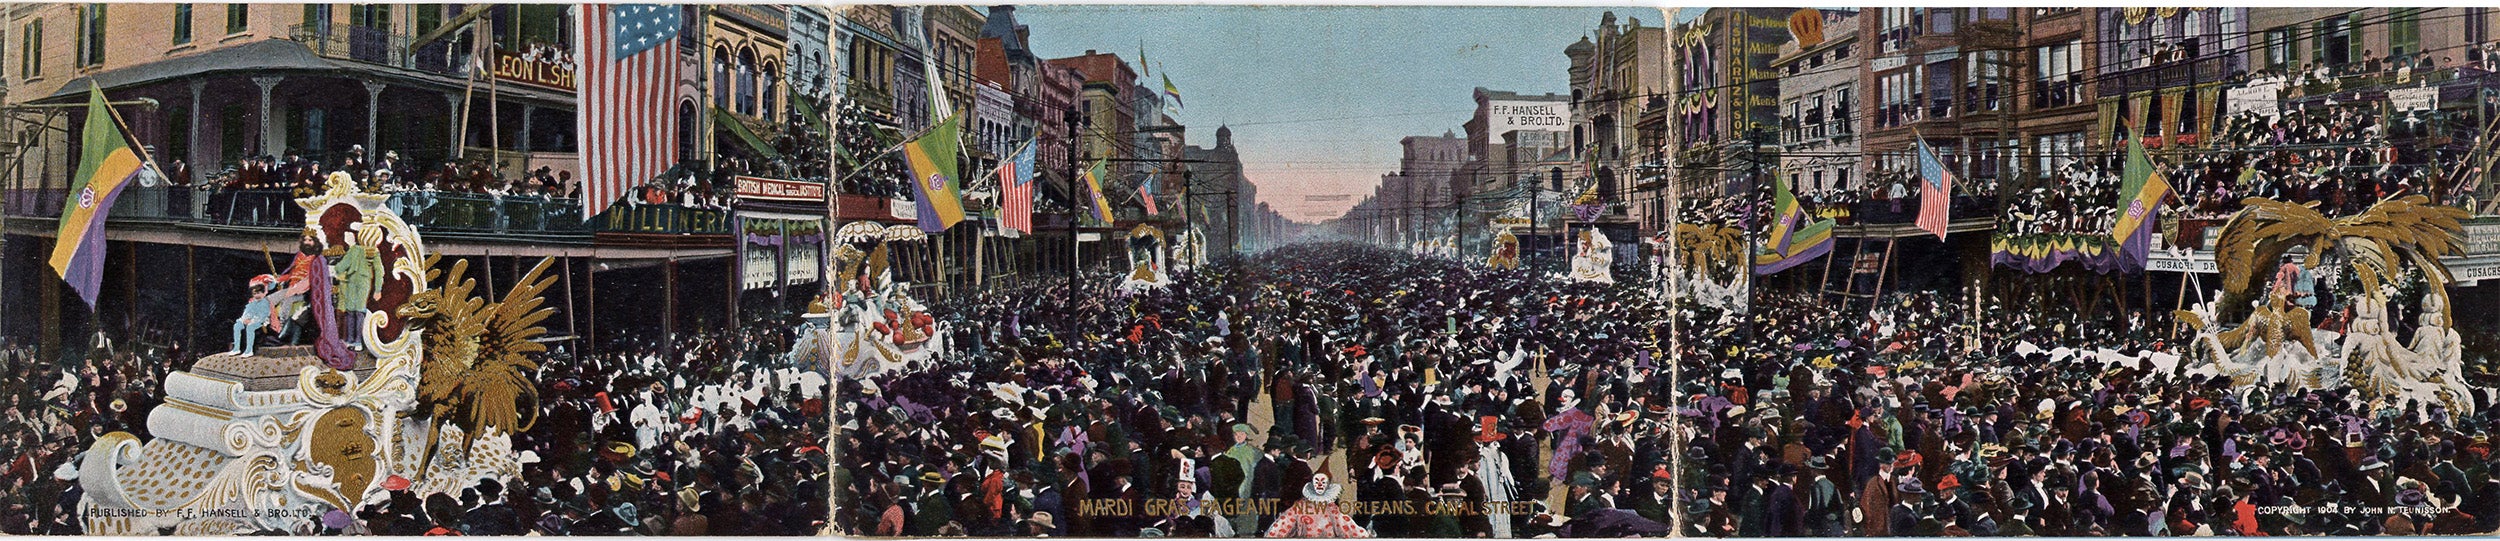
[1487,101,1570,134]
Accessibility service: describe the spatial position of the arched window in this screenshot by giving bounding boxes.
[712,45,732,109]
[677,100,698,163]
[737,47,758,116]
[761,62,781,121]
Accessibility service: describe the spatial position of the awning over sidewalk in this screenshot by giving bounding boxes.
[715,106,784,160]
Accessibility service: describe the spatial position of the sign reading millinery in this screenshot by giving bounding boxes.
[2390,87,2439,112]
[736,175,828,202]
[1487,100,1570,135]
[493,47,577,91]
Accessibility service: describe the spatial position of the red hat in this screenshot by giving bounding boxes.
[1474,416,1507,443]
[382,475,412,491]
[1937,474,1961,492]
[595,392,616,413]
[1894,451,1922,470]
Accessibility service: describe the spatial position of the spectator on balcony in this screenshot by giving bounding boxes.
[374,151,402,180]
[339,145,369,177]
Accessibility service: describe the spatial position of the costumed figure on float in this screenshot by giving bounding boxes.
[1566,228,1615,284]
[1486,225,1521,270]
[2179,195,2478,416]
[79,173,553,534]
[814,222,943,378]
[1172,227,1207,272]
[1121,224,1173,292]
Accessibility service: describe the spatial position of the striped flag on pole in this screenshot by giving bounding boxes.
[575,4,684,222]
[51,84,150,309]
[998,140,1037,234]
[1912,136,1955,240]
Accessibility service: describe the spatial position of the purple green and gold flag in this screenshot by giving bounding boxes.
[1754,174,1834,275]
[1162,73,1184,109]
[904,114,966,232]
[1082,160,1115,224]
[50,84,148,309]
[2112,126,2173,246]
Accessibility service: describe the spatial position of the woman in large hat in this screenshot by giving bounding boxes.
[1471,416,1517,539]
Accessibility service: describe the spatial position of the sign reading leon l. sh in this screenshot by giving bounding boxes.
[736,176,828,202]
[1487,100,1570,134]
[493,49,576,91]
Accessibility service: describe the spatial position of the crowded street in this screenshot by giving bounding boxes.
[836,243,1676,538]
[8,3,2500,538]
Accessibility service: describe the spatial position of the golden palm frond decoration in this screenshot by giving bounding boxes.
[2211,195,2466,325]
[396,254,559,479]
[1674,223,1744,278]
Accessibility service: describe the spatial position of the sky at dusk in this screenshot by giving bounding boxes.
[1015,5,1648,223]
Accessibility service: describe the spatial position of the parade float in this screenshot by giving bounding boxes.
[806,222,944,378]
[1172,227,1208,272]
[2179,196,2477,416]
[1121,224,1173,292]
[77,175,555,534]
[1486,225,1521,270]
[1566,228,1615,283]
[1668,223,1745,311]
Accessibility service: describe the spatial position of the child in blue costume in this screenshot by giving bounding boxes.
[232,276,275,356]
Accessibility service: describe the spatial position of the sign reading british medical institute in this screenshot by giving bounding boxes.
[736,175,828,202]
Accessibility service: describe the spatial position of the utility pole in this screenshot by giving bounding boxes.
[1065,108,1083,297]
[1982,50,2025,318]
[1742,127,1769,345]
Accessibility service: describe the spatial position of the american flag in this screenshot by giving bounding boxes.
[1913,138,1955,240]
[1136,175,1159,215]
[576,4,684,222]
[999,140,1037,234]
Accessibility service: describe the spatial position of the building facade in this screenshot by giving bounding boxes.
[1672,8,1792,199]
[1566,11,1668,233]
[1774,10,1861,200]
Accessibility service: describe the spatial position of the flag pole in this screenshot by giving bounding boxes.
[92,82,164,179]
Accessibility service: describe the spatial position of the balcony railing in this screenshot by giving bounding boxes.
[2102,53,2241,96]
[5,186,752,236]
[388,192,586,233]
[1847,194,1999,225]
[288,24,467,76]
